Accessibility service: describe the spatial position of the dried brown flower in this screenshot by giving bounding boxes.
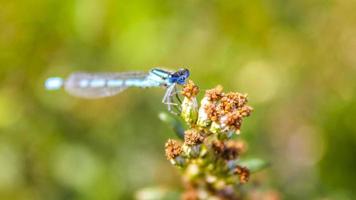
[218,92,247,113]
[234,166,250,184]
[224,111,242,126]
[212,140,225,155]
[182,80,199,99]
[205,85,224,101]
[219,97,234,114]
[202,89,251,135]
[228,140,247,155]
[224,140,246,160]
[227,92,248,107]
[184,129,204,146]
[239,105,253,117]
[164,82,258,199]
[165,139,183,160]
[205,103,219,122]
[212,140,245,160]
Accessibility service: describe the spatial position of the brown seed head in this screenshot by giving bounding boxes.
[229,140,247,155]
[205,85,224,101]
[184,129,204,146]
[205,103,219,122]
[212,140,246,160]
[218,92,248,114]
[211,140,225,155]
[224,111,242,127]
[219,97,235,114]
[239,105,253,117]
[234,166,250,184]
[182,80,199,99]
[165,139,183,160]
[223,140,245,160]
[226,92,248,107]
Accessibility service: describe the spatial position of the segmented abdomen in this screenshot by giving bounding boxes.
[64,72,148,98]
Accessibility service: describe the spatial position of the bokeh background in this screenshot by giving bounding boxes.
[0,0,355,199]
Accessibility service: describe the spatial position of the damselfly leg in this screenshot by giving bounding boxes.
[172,86,182,104]
[162,84,182,115]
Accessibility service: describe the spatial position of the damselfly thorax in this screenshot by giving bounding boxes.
[45,68,190,114]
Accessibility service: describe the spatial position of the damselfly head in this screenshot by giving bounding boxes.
[170,68,190,85]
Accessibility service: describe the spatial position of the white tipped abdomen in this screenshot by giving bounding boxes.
[45,77,63,90]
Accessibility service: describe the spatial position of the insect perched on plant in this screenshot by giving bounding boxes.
[45,68,190,114]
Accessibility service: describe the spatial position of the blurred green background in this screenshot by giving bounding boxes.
[0,0,355,199]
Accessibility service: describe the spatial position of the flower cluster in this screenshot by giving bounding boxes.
[164,80,254,200]
[197,85,253,138]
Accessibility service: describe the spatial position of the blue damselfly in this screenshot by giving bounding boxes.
[45,68,190,113]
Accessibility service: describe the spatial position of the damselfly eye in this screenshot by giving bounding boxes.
[179,77,185,84]
[181,69,190,78]
[178,76,188,84]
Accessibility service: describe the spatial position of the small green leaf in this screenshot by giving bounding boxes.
[239,158,269,173]
[158,112,185,139]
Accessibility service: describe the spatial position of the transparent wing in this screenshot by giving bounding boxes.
[64,71,148,99]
